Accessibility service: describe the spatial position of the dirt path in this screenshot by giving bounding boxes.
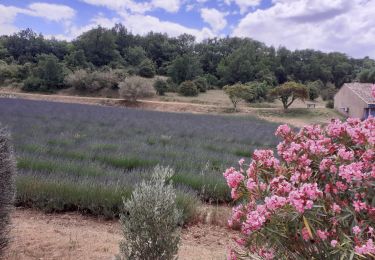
[5,209,236,260]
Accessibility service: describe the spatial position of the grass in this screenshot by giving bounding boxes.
[0,98,279,222]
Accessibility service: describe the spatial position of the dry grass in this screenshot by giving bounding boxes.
[5,208,236,260]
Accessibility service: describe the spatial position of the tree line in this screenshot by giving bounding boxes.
[0,25,374,94]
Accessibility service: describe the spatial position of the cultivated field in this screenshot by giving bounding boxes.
[0,98,279,221]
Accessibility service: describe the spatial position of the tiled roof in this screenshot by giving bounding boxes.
[345,83,375,104]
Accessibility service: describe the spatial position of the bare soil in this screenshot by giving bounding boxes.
[5,209,236,260]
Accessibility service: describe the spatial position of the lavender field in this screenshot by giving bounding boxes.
[0,98,278,220]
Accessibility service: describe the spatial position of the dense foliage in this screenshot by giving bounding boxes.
[178,81,199,97]
[0,26,374,93]
[224,118,375,259]
[118,166,181,260]
[0,127,16,255]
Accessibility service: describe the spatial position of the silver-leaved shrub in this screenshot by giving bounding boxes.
[118,166,182,260]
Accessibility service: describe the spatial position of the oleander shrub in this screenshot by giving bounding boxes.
[118,166,181,260]
[178,81,198,97]
[119,76,155,102]
[0,127,16,255]
[225,118,375,259]
[154,79,168,96]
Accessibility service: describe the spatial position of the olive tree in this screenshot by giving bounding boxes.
[270,81,308,109]
[223,83,255,112]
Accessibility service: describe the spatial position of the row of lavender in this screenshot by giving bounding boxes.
[0,98,278,219]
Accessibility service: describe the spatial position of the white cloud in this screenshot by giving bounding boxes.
[200,8,227,32]
[224,0,261,14]
[118,11,215,41]
[81,0,152,13]
[81,0,182,13]
[0,3,76,36]
[0,5,23,35]
[232,0,375,58]
[27,3,76,22]
[151,0,181,13]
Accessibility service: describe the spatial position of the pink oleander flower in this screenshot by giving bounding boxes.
[265,195,287,211]
[332,203,341,214]
[316,230,328,241]
[331,240,338,247]
[352,226,361,235]
[355,239,375,255]
[302,227,310,241]
[275,124,291,138]
[224,117,375,259]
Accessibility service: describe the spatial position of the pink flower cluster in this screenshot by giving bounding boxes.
[224,117,375,259]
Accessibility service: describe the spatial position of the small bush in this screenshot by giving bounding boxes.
[0,127,16,255]
[193,77,208,92]
[118,166,181,260]
[138,59,155,78]
[326,99,334,108]
[154,79,168,96]
[22,76,42,92]
[178,81,199,96]
[65,69,125,92]
[119,76,155,102]
[307,83,320,101]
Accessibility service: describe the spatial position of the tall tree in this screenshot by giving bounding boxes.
[75,26,120,67]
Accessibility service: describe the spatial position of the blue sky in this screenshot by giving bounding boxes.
[1,0,374,58]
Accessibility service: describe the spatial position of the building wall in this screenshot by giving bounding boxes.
[334,85,367,119]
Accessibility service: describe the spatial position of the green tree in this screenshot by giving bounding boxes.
[138,58,155,78]
[64,49,89,70]
[307,81,322,101]
[223,83,255,112]
[193,77,208,92]
[34,54,65,91]
[217,42,269,85]
[358,68,375,83]
[270,81,308,109]
[154,79,168,95]
[126,46,147,66]
[75,26,120,67]
[168,54,202,84]
[244,81,271,102]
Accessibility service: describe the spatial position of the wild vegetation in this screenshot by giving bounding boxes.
[0,127,16,256]
[0,26,374,101]
[0,98,278,221]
